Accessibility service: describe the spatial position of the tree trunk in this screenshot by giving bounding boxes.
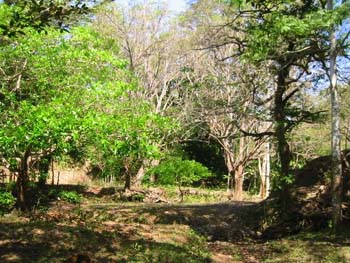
[328,0,342,230]
[234,164,244,201]
[234,136,246,200]
[38,155,51,187]
[275,68,291,179]
[124,158,131,190]
[259,158,266,199]
[125,173,131,190]
[274,66,292,206]
[259,141,271,199]
[134,164,145,187]
[51,158,55,185]
[227,173,234,191]
[134,159,160,186]
[16,147,31,210]
[223,148,235,192]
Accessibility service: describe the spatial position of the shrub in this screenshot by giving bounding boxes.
[145,158,213,187]
[0,190,16,215]
[58,191,82,204]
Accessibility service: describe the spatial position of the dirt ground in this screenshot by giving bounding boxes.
[0,187,349,263]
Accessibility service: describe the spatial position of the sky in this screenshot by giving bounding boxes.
[167,0,187,13]
[117,0,188,13]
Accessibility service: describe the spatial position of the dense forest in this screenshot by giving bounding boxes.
[0,0,350,262]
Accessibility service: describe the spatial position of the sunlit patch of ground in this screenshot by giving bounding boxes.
[0,188,349,263]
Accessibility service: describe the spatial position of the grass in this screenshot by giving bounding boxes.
[157,185,231,203]
[215,230,350,263]
[0,219,211,263]
[0,198,213,262]
[261,231,350,263]
[0,185,349,262]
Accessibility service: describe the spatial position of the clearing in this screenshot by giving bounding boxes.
[0,187,349,263]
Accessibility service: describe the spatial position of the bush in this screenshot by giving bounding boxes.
[58,191,82,204]
[0,190,16,215]
[145,158,213,187]
[5,181,16,192]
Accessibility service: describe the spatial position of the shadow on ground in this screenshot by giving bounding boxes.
[88,201,263,242]
[0,218,211,263]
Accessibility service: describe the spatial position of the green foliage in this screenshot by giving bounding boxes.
[259,230,350,263]
[5,182,16,193]
[0,0,91,40]
[185,230,211,259]
[243,160,261,195]
[229,0,350,62]
[131,193,145,202]
[182,141,228,186]
[83,97,169,181]
[271,169,295,191]
[0,190,16,215]
[145,158,213,187]
[0,19,168,187]
[58,191,82,204]
[0,26,118,161]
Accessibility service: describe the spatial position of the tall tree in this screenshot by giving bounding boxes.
[170,0,276,199]
[93,2,185,185]
[218,0,350,202]
[0,25,141,208]
[327,0,342,230]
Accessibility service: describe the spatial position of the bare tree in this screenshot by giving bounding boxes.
[176,0,275,200]
[179,50,271,200]
[93,2,189,185]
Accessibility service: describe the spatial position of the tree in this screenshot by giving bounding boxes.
[186,71,269,200]
[0,1,179,206]
[82,88,169,189]
[0,25,136,208]
[0,0,94,41]
[176,0,273,200]
[93,2,186,185]
[218,0,350,203]
[327,0,342,230]
[145,157,213,201]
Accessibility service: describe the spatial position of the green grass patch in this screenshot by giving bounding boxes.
[262,231,350,263]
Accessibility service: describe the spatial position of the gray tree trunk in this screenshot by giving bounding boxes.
[234,164,244,201]
[134,159,160,186]
[234,136,246,200]
[259,141,270,199]
[223,146,235,192]
[327,0,343,230]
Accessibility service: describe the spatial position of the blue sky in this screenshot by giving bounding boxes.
[167,0,187,12]
[117,0,188,13]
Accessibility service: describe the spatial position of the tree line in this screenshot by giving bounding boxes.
[0,0,349,229]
